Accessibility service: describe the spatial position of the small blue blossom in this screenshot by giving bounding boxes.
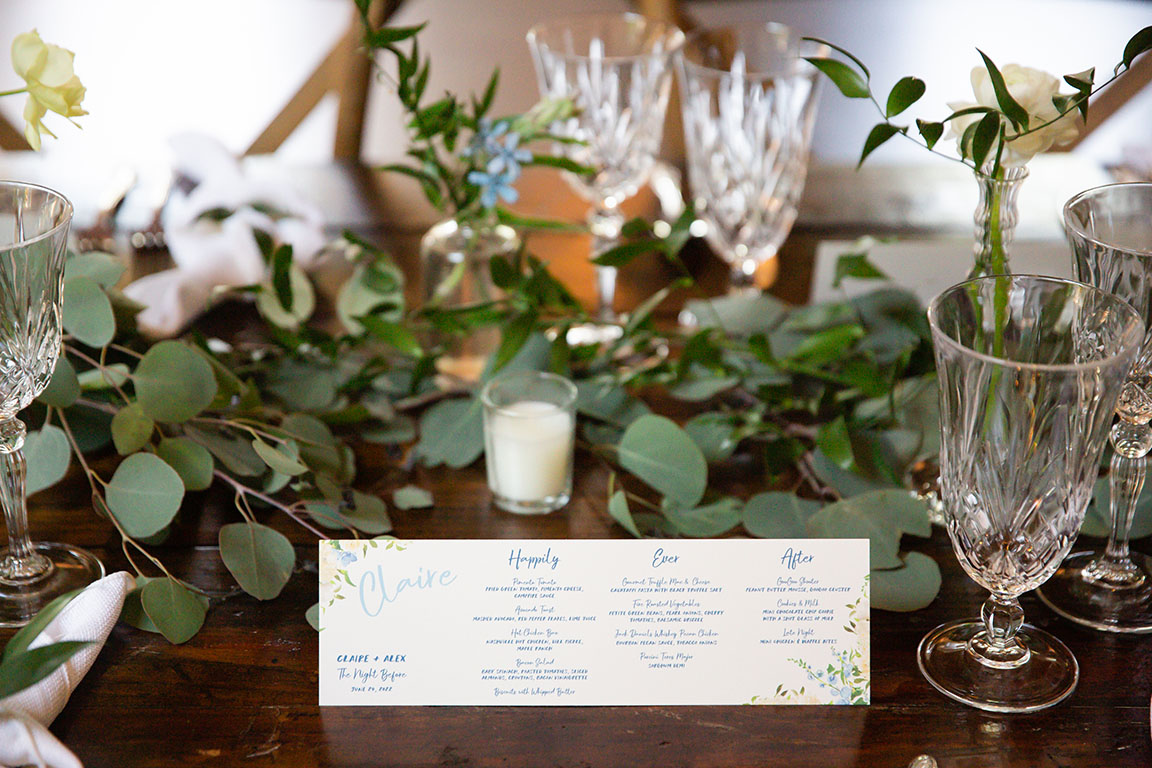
[468,169,520,208]
[336,550,358,566]
[464,118,531,208]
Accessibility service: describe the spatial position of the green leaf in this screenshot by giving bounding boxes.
[816,417,854,470]
[63,275,115,347]
[805,57,870,99]
[105,452,185,538]
[0,641,92,699]
[252,438,307,476]
[66,251,126,287]
[337,263,404,335]
[185,425,265,477]
[361,416,416,445]
[575,381,650,427]
[482,333,550,382]
[1083,476,1152,539]
[885,76,925,117]
[858,123,902,167]
[663,497,741,537]
[623,278,689,335]
[270,244,294,310]
[684,412,738,463]
[668,371,740,402]
[916,119,944,150]
[969,111,1002,170]
[415,397,484,468]
[810,449,896,498]
[77,362,129,391]
[617,415,707,508]
[743,492,822,538]
[591,240,662,268]
[306,602,320,631]
[785,324,864,366]
[133,341,218,423]
[872,552,941,612]
[857,489,933,538]
[3,589,83,661]
[120,576,162,633]
[281,414,346,480]
[344,491,393,534]
[365,23,426,48]
[806,494,902,570]
[1122,26,1152,69]
[38,357,79,408]
[266,359,339,412]
[360,316,422,357]
[490,312,537,374]
[608,489,642,538]
[156,437,214,492]
[679,294,788,337]
[111,402,154,455]
[255,263,315,329]
[393,485,433,510]
[802,36,871,78]
[24,425,71,496]
[833,252,888,288]
[976,49,1029,129]
[219,522,295,600]
[140,577,208,644]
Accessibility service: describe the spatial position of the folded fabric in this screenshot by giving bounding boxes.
[0,571,134,768]
[123,133,327,337]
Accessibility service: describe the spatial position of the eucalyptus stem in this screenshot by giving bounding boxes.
[213,470,330,539]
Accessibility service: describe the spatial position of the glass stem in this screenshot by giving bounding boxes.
[0,418,50,585]
[968,595,1028,668]
[1086,420,1152,588]
[588,203,624,322]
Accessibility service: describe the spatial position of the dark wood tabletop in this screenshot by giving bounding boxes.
[7,432,1150,768]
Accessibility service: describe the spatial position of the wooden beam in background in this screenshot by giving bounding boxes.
[1060,52,1152,151]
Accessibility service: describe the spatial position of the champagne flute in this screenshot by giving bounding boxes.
[922,275,1142,711]
[1040,182,1152,632]
[528,13,684,340]
[0,182,104,626]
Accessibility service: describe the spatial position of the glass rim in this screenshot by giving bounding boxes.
[1062,181,1152,259]
[926,274,1145,373]
[678,22,819,81]
[527,12,685,64]
[480,370,578,416]
[0,180,73,249]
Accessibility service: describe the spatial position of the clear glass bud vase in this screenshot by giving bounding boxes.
[969,166,1029,279]
[420,214,520,380]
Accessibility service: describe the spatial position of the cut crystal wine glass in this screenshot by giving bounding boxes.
[1040,182,1152,632]
[0,182,103,627]
[676,24,823,297]
[527,13,684,337]
[921,275,1143,712]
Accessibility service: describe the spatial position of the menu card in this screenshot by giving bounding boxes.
[319,539,869,706]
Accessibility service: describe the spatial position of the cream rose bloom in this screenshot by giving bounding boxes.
[947,63,1079,167]
[11,30,86,151]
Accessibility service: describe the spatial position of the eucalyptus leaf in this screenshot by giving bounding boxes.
[806,494,903,570]
[481,333,550,381]
[680,293,788,337]
[133,341,218,423]
[684,412,738,463]
[265,359,339,412]
[361,416,416,445]
[185,425,265,477]
[111,402,154,455]
[393,485,434,510]
[669,371,740,402]
[871,552,941,612]
[743,492,822,538]
[252,438,307,476]
[156,437,214,492]
[1082,476,1152,539]
[810,449,897,498]
[281,414,345,479]
[816,417,854,470]
[575,381,650,427]
[344,491,393,534]
[38,357,79,408]
[608,490,642,538]
[0,641,92,699]
[663,496,742,537]
[24,425,71,496]
[306,602,320,632]
[105,452,185,538]
[617,415,707,508]
[65,251,126,287]
[77,362,129,391]
[120,576,161,633]
[219,522,295,600]
[140,577,208,644]
[415,397,484,468]
[63,275,115,348]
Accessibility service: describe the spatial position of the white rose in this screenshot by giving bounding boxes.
[947,63,1079,167]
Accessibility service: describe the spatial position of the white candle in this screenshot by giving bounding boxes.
[485,400,574,502]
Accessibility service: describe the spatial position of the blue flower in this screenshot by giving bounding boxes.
[336,550,358,566]
[464,119,531,208]
[468,169,520,208]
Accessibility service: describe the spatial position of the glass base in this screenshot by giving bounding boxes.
[492,491,570,516]
[1037,549,1152,633]
[917,618,1078,713]
[0,542,105,627]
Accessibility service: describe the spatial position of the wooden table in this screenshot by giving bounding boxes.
[8,431,1151,768]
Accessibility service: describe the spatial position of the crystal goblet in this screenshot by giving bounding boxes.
[921,275,1143,712]
[0,182,103,626]
[675,24,823,298]
[1040,182,1152,632]
[527,13,684,338]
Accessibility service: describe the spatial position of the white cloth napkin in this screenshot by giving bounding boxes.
[0,571,134,768]
[123,133,327,337]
